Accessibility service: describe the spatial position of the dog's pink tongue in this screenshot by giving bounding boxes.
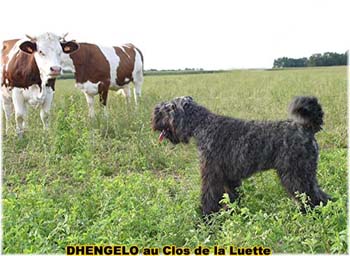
[158,130,166,143]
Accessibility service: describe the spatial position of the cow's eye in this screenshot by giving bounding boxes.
[39,50,45,56]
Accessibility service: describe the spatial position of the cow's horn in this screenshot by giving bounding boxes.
[60,32,69,41]
[25,34,36,41]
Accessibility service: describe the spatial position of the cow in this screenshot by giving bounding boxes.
[1,33,79,136]
[60,41,144,118]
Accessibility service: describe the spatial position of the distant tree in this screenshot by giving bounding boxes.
[308,53,322,66]
[273,57,307,68]
[274,51,347,68]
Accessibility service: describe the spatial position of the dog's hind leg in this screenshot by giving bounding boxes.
[312,185,332,205]
[277,167,331,211]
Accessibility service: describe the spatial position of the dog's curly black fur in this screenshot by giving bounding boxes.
[152,96,331,215]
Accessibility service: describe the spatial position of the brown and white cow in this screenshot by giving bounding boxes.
[61,41,144,117]
[1,33,79,136]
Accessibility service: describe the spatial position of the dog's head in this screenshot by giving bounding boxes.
[151,96,195,144]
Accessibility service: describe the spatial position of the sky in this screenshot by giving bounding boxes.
[1,0,349,70]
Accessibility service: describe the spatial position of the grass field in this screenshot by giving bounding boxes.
[2,66,347,254]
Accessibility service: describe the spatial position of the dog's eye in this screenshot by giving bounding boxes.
[39,50,45,56]
[165,103,176,112]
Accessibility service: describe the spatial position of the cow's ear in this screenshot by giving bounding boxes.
[19,41,37,54]
[61,41,79,54]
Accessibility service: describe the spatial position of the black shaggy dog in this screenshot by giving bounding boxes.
[151,96,331,216]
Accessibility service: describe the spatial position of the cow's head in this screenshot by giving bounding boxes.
[19,32,79,81]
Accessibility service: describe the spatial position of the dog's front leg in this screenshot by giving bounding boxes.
[224,179,242,204]
[200,161,225,216]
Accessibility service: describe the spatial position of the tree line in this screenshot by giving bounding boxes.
[273,52,348,68]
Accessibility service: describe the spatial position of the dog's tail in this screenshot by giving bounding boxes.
[288,96,324,133]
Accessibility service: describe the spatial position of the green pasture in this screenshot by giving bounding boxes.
[2,66,347,253]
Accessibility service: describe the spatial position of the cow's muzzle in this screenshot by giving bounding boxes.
[49,66,62,76]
